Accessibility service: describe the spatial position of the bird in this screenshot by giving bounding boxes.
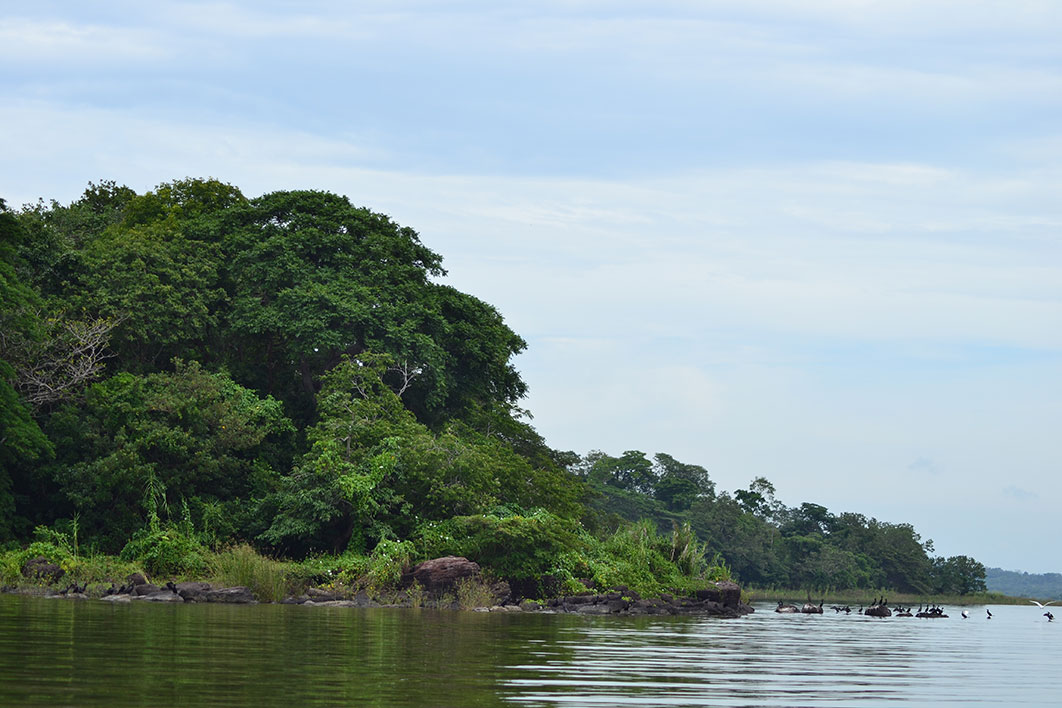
[961,610,970,619]
[1045,612,1054,622]
[987,609,993,619]
[1029,600,1056,609]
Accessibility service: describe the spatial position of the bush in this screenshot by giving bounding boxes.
[119,526,208,577]
[209,543,292,602]
[416,509,583,596]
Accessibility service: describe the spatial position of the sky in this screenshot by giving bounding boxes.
[2,1,1060,573]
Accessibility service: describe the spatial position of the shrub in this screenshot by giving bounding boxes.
[119,525,208,577]
[209,543,292,602]
[416,509,583,597]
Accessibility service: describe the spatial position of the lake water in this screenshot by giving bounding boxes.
[1,595,1058,707]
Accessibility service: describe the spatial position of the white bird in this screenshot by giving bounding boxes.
[1029,600,1057,609]
[961,610,970,619]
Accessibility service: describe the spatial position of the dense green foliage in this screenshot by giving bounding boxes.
[0,179,987,599]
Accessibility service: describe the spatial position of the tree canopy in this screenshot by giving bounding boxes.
[0,179,987,598]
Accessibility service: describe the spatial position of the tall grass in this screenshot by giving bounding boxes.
[208,544,293,603]
[746,586,1025,606]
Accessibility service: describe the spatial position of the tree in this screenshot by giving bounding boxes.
[68,223,226,371]
[261,354,529,555]
[43,360,294,550]
[932,555,987,595]
[0,199,53,539]
[586,450,656,494]
[652,453,714,512]
[220,189,527,427]
[734,477,782,519]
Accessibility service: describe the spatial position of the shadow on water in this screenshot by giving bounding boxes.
[0,594,572,707]
[1,597,1058,707]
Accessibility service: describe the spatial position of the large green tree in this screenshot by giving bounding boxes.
[43,360,294,550]
[0,199,53,540]
[220,190,526,426]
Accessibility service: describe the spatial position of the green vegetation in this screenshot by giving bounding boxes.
[0,179,990,602]
[986,568,1062,602]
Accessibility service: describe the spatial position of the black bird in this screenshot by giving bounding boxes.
[987,609,993,619]
[1045,612,1054,622]
[166,581,179,595]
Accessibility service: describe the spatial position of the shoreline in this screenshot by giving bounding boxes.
[1,578,755,618]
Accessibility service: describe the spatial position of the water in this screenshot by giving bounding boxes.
[1,596,1058,707]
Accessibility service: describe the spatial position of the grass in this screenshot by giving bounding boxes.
[207,543,295,603]
[455,576,497,609]
[746,586,1028,606]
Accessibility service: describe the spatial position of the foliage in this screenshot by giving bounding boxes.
[43,360,293,550]
[209,543,292,602]
[455,576,496,609]
[0,200,53,539]
[0,179,993,601]
[119,525,209,578]
[932,555,987,595]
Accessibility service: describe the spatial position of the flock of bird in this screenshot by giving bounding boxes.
[775,596,1056,620]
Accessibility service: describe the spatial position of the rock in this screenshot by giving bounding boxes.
[695,581,742,609]
[175,581,213,602]
[518,599,542,612]
[140,591,183,602]
[403,556,481,591]
[306,587,345,601]
[126,572,148,587]
[134,583,161,596]
[22,557,65,584]
[101,594,132,603]
[575,604,612,615]
[489,580,512,606]
[201,586,257,604]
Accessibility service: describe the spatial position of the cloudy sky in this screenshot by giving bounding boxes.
[3,1,1060,573]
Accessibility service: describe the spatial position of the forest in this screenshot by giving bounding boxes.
[0,179,987,599]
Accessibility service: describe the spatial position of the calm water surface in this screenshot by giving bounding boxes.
[1,595,1057,707]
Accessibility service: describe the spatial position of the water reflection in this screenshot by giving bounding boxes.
[503,603,1059,707]
[1,597,1057,707]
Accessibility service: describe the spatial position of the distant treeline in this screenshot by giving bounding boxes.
[986,568,1062,601]
[0,179,987,597]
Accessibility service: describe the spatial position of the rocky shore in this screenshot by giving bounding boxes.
[6,554,753,618]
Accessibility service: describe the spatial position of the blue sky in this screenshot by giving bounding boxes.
[3,1,1061,573]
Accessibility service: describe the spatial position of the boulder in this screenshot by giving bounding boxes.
[695,581,742,609]
[306,587,345,601]
[126,572,148,587]
[134,583,161,596]
[22,557,65,584]
[403,556,481,591]
[175,581,213,602]
[201,586,257,604]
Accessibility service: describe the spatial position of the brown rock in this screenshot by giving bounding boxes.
[21,557,65,584]
[403,556,481,591]
[126,572,148,587]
